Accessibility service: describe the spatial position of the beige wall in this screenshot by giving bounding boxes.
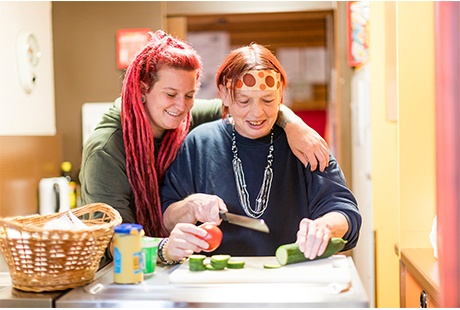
[52,1,164,180]
[0,2,62,217]
[370,2,436,307]
[0,1,55,135]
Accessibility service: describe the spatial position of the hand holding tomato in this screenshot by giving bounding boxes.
[199,223,223,252]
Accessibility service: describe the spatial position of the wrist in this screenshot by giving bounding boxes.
[276,108,291,129]
[277,105,301,129]
[184,195,200,224]
[157,238,181,265]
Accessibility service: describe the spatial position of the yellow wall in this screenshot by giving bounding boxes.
[370,2,399,306]
[370,2,436,307]
[398,2,436,249]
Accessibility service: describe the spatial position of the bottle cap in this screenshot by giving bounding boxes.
[61,161,72,172]
[114,223,144,234]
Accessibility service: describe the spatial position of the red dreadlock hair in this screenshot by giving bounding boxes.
[121,30,202,237]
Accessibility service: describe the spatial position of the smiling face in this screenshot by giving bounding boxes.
[144,67,197,138]
[220,85,282,139]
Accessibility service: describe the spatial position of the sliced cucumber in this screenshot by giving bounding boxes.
[188,254,206,271]
[189,254,245,271]
[210,254,231,270]
[275,238,347,266]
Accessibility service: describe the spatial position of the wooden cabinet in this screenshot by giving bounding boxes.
[400,248,440,308]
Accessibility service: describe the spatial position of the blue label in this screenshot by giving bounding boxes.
[114,247,121,274]
[133,251,143,274]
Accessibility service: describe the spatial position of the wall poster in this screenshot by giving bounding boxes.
[116,28,151,69]
[347,1,370,67]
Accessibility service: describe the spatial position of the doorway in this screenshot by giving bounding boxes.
[168,10,333,140]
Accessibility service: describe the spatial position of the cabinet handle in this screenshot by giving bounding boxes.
[420,290,427,308]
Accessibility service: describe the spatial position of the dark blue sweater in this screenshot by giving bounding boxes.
[161,119,361,256]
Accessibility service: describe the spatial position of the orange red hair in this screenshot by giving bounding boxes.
[215,43,288,119]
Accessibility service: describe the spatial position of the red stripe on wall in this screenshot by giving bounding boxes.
[434,2,460,307]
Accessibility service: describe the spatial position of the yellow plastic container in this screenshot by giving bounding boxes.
[113,224,144,284]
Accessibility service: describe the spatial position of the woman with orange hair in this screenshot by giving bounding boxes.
[80,31,329,264]
[162,43,361,260]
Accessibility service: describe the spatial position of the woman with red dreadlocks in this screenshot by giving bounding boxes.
[79,30,329,265]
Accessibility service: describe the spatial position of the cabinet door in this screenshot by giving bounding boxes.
[401,262,438,308]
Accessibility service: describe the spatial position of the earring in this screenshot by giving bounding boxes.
[141,96,145,103]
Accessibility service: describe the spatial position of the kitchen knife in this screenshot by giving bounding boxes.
[219,210,270,233]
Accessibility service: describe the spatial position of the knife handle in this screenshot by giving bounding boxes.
[219,210,228,221]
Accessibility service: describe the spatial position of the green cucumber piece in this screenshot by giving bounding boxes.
[227,261,245,269]
[206,263,222,271]
[275,238,347,266]
[263,263,282,269]
[210,254,230,270]
[188,254,206,271]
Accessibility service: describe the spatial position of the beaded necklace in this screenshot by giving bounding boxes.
[231,125,274,218]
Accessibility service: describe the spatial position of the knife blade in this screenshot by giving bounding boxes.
[219,210,270,233]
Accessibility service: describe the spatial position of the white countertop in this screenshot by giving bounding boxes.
[55,255,369,308]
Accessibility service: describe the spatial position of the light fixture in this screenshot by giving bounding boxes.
[16,30,41,94]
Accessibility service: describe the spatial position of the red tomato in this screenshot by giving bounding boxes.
[199,223,223,252]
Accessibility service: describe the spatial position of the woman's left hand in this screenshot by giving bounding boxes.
[296,217,332,260]
[166,223,210,261]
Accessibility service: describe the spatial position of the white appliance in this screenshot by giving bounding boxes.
[39,177,70,215]
[350,63,374,307]
[82,102,112,147]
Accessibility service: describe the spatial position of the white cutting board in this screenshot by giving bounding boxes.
[169,255,352,285]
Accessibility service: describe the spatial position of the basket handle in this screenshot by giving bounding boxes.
[53,182,60,213]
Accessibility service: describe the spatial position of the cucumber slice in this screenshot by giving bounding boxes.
[189,254,206,261]
[206,263,222,271]
[227,261,245,269]
[263,263,282,269]
[210,254,231,262]
[210,254,230,270]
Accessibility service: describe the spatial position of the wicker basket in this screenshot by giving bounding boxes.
[0,203,122,292]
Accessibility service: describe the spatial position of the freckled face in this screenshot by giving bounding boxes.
[224,88,282,139]
[144,67,197,138]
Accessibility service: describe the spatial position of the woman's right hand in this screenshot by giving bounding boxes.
[165,222,211,261]
[184,193,227,224]
[163,193,227,233]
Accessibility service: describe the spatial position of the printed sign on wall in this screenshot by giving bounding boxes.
[116,28,151,69]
